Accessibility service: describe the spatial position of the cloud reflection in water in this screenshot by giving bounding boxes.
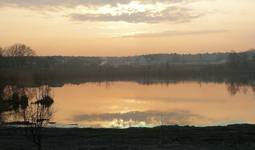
[73,110,203,128]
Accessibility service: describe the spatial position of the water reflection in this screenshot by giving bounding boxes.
[73,110,202,128]
[0,85,54,127]
[1,80,255,128]
[52,81,255,128]
[226,82,255,96]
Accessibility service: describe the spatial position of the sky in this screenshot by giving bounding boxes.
[0,0,255,56]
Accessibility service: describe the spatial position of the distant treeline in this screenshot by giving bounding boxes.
[0,51,255,87]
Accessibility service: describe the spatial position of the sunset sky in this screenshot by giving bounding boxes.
[0,0,255,56]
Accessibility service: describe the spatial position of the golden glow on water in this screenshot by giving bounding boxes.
[52,82,255,128]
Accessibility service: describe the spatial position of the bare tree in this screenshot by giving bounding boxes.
[3,43,36,57]
[24,85,54,150]
[251,85,255,93]
[0,47,3,57]
[0,87,4,125]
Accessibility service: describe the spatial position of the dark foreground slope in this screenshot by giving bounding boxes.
[1,124,255,150]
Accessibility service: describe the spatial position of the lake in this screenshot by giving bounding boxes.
[48,81,255,128]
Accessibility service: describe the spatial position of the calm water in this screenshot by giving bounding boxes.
[49,81,255,128]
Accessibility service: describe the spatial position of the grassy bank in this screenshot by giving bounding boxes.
[1,124,255,150]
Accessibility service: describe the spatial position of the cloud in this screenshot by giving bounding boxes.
[120,29,228,38]
[70,6,200,23]
[0,0,204,24]
[0,0,191,8]
[73,110,202,127]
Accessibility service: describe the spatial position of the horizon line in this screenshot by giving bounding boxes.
[33,49,255,58]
